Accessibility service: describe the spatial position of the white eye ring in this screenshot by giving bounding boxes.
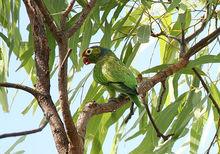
[86,49,92,55]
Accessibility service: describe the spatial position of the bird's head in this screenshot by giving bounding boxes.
[82,46,110,65]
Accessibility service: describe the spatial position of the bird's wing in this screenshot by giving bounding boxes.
[101,57,137,94]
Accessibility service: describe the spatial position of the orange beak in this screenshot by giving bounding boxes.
[82,49,90,65]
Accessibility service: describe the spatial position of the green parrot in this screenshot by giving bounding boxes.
[82,46,142,108]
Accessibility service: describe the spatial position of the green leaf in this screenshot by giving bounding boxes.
[131,92,187,154]
[0,47,8,112]
[125,42,140,67]
[111,1,128,22]
[171,77,201,138]
[187,54,220,68]
[125,129,145,142]
[69,71,92,104]
[100,0,117,22]
[69,28,80,71]
[16,47,34,71]
[190,116,206,154]
[0,32,10,47]
[5,136,26,154]
[167,0,181,12]
[170,9,191,37]
[163,39,179,63]
[178,3,187,14]
[90,102,130,154]
[141,0,152,9]
[21,98,36,115]
[46,27,56,71]
[0,88,8,112]
[122,42,132,64]
[122,109,145,139]
[142,64,170,74]
[210,83,220,104]
[137,25,151,43]
[80,19,93,52]
[66,13,81,29]
[113,6,134,35]
[12,150,25,154]
[153,139,175,154]
[100,21,112,48]
[44,0,68,25]
[110,122,125,154]
[173,73,181,99]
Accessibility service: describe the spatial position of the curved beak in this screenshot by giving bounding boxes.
[82,56,90,65]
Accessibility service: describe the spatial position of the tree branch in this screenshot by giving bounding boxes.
[157,81,166,112]
[66,0,97,38]
[77,96,130,142]
[0,119,48,139]
[23,1,69,153]
[151,30,181,43]
[184,27,220,59]
[192,68,220,114]
[141,96,173,141]
[60,48,72,69]
[60,0,76,28]
[186,3,216,42]
[206,118,220,153]
[33,0,60,40]
[137,58,189,97]
[124,102,135,124]
[58,39,81,152]
[0,82,39,97]
[138,26,220,96]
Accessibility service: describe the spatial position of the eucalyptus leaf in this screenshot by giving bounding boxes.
[137,25,151,43]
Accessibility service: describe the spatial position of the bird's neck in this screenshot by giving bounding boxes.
[98,51,116,62]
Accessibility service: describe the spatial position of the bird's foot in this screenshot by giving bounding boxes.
[118,93,129,101]
[108,97,119,103]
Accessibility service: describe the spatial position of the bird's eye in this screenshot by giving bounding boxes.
[86,49,92,55]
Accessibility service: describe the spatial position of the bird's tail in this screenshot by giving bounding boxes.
[129,94,142,108]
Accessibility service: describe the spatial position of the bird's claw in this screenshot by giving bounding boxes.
[109,97,119,102]
[118,93,129,100]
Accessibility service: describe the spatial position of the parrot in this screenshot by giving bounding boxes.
[82,46,142,108]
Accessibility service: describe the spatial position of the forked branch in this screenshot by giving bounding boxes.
[77,96,130,141]
[66,0,97,38]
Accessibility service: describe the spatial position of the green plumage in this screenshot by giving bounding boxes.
[82,46,142,107]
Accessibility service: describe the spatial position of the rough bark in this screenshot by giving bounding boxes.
[58,38,82,153]
[23,0,69,153]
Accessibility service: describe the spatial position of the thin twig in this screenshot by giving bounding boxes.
[61,0,76,28]
[206,118,220,154]
[141,96,173,141]
[0,120,48,139]
[179,22,186,58]
[148,12,181,43]
[124,102,135,124]
[0,82,40,97]
[138,23,219,97]
[151,30,181,43]
[157,81,166,112]
[192,68,220,114]
[60,48,72,68]
[66,0,97,38]
[138,24,220,101]
[33,0,60,40]
[184,27,220,59]
[186,2,217,42]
